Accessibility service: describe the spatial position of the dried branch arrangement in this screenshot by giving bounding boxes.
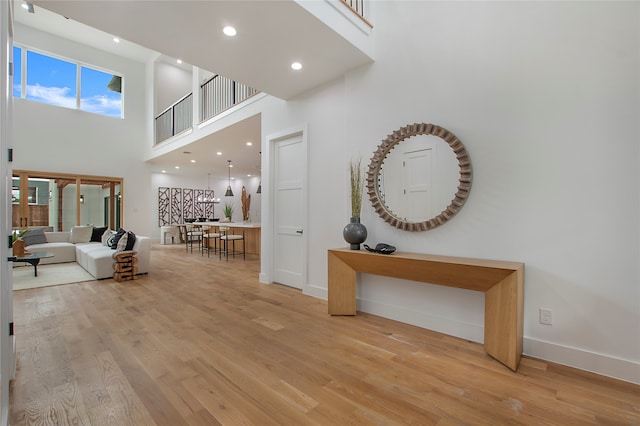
[241,186,251,221]
[350,157,364,218]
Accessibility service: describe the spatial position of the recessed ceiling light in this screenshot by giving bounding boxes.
[291,62,302,70]
[223,26,237,37]
[246,142,252,146]
[162,170,166,173]
[177,59,183,64]
[216,152,222,156]
[113,37,120,43]
[229,164,234,168]
[191,159,196,163]
[247,174,252,177]
[175,166,180,169]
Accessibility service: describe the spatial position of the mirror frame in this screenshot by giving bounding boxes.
[366,123,472,231]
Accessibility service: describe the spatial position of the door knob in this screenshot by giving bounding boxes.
[296,230,303,234]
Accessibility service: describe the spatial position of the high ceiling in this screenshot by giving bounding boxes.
[27,0,372,100]
[16,0,373,178]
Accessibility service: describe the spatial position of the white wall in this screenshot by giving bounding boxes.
[260,1,640,383]
[12,24,153,238]
[154,61,192,115]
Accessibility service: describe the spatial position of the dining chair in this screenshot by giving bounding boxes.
[219,226,245,261]
[201,225,221,257]
[185,223,203,253]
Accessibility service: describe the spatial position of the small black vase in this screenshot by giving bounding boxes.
[343,217,367,250]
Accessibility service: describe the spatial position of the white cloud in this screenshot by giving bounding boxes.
[25,84,76,108]
[23,84,121,118]
[81,95,122,118]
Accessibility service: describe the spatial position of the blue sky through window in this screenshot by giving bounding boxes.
[12,46,21,98]
[26,50,76,108]
[81,67,122,117]
[14,46,122,118]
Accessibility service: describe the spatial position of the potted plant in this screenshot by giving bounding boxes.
[11,229,27,257]
[343,157,367,250]
[223,202,234,222]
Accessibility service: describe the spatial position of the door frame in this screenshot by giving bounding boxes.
[1,1,14,423]
[260,124,308,293]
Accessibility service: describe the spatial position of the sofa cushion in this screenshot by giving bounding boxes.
[91,226,108,242]
[27,241,76,264]
[70,225,94,243]
[44,231,71,243]
[111,228,126,249]
[23,228,47,246]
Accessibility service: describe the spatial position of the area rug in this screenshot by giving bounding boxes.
[13,263,96,291]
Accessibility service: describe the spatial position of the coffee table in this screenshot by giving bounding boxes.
[14,251,55,277]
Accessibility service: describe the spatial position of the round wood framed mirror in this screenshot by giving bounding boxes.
[366,123,472,231]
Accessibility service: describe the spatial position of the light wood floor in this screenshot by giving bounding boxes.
[9,244,640,425]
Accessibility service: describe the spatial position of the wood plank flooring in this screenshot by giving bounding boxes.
[10,244,640,425]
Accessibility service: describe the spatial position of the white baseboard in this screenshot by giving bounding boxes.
[357,297,485,344]
[524,338,640,385]
[259,272,269,284]
[304,283,327,300]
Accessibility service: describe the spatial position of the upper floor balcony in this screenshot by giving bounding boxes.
[155,71,259,145]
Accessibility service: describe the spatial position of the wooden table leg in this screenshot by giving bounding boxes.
[484,270,523,371]
[328,251,357,315]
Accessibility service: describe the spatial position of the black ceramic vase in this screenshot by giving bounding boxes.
[343,217,367,250]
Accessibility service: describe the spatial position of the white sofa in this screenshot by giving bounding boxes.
[25,231,151,280]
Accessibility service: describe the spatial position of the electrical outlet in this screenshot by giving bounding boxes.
[539,308,552,325]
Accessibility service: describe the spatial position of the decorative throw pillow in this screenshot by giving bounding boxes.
[116,231,137,252]
[22,228,47,246]
[116,232,129,252]
[70,225,94,243]
[102,229,115,247]
[110,228,127,249]
[91,226,108,242]
[125,231,136,251]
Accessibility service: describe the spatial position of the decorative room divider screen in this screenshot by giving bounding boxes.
[158,186,216,226]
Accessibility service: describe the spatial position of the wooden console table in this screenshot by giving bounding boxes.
[328,248,524,371]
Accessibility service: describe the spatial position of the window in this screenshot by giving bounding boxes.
[12,46,21,98]
[26,50,76,108]
[13,45,123,119]
[81,66,122,118]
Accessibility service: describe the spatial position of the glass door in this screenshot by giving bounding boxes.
[12,171,123,231]
[11,173,50,229]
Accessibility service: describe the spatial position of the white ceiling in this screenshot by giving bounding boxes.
[16,0,372,178]
[27,0,372,100]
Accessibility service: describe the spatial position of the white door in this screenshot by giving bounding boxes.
[273,134,305,290]
[1,1,15,422]
[403,148,432,221]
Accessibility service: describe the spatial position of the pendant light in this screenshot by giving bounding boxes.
[225,160,234,196]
